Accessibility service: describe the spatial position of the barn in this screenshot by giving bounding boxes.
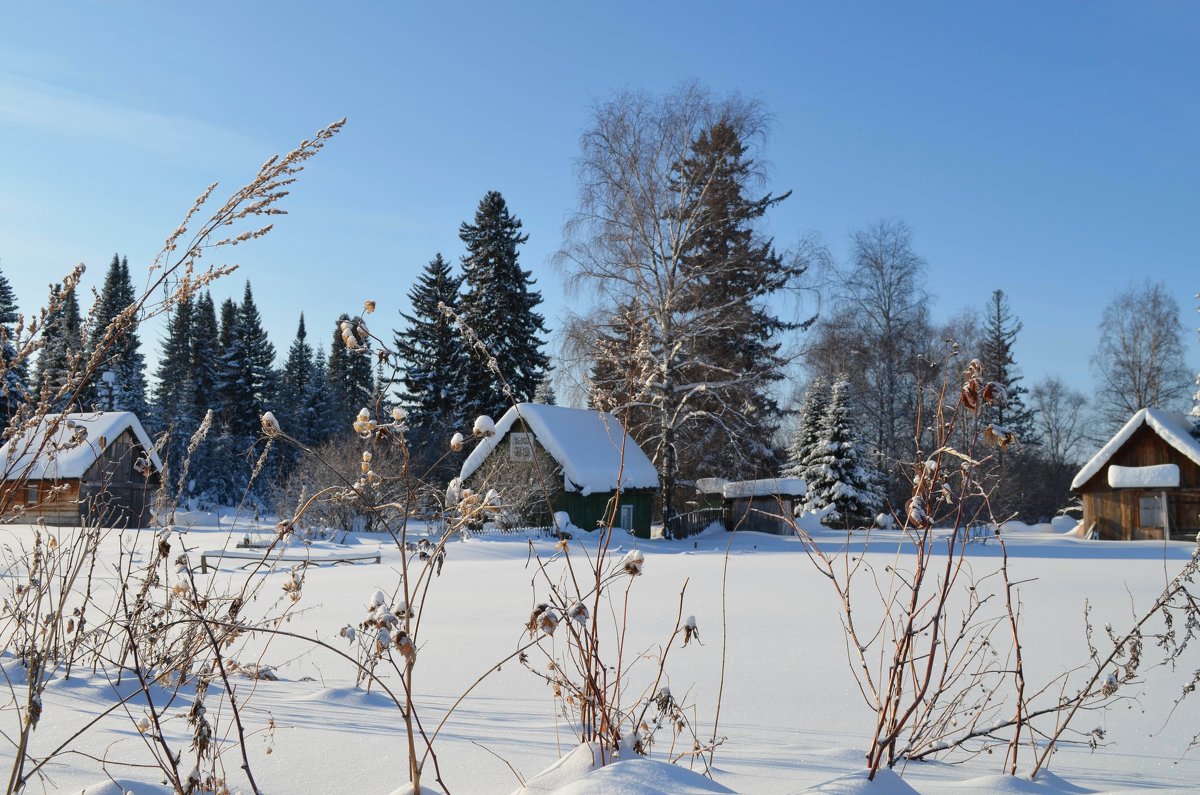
[1071,408,1200,541]
[457,403,659,537]
[0,412,163,527]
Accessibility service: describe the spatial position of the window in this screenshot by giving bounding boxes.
[1139,495,1164,528]
[26,484,38,505]
[509,432,534,462]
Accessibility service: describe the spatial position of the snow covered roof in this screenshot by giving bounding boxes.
[1108,464,1180,489]
[1071,408,1200,491]
[459,403,659,496]
[695,477,728,494]
[0,412,162,481]
[722,478,807,499]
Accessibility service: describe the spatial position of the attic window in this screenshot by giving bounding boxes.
[509,432,533,462]
[26,484,38,505]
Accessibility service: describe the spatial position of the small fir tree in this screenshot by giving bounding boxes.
[783,378,828,480]
[801,377,883,528]
[458,191,549,420]
[980,289,1035,442]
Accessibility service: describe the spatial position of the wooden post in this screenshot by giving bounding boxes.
[1162,489,1171,541]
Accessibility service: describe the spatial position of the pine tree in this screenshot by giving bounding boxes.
[33,282,83,409]
[783,378,828,479]
[802,377,883,528]
[328,313,374,429]
[0,261,28,423]
[394,253,468,433]
[458,191,549,420]
[87,254,147,415]
[980,289,1035,442]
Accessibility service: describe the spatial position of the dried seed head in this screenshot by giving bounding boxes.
[261,411,281,438]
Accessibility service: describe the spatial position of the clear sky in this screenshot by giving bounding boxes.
[1,2,1196,402]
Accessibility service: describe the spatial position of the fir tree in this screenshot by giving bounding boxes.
[980,289,1035,442]
[87,254,147,415]
[783,378,828,479]
[33,281,83,410]
[394,253,467,433]
[328,313,374,429]
[533,375,557,405]
[0,261,28,422]
[802,377,883,528]
[458,191,549,420]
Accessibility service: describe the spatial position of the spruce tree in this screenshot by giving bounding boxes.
[802,377,883,528]
[980,289,1035,442]
[673,120,801,479]
[783,378,828,480]
[458,191,549,420]
[87,254,147,415]
[0,261,28,422]
[152,295,197,478]
[190,292,220,418]
[394,253,467,433]
[328,313,374,429]
[216,282,277,440]
[33,282,83,410]
[280,314,323,447]
[533,376,557,405]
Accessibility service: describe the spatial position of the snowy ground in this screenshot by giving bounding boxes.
[2,513,1198,794]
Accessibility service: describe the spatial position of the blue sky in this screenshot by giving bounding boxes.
[1,2,1196,401]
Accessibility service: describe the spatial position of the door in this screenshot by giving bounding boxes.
[620,504,633,531]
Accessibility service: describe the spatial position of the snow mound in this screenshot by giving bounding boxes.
[76,779,172,795]
[515,742,733,794]
[801,768,918,794]
[927,770,1091,793]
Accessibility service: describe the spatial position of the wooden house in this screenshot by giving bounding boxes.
[1071,408,1200,541]
[0,412,163,527]
[721,478,808,535]
[456,403,659,537]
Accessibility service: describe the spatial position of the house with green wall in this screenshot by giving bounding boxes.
[456,403,659,537]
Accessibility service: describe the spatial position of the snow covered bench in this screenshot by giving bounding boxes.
[198,547,381,574]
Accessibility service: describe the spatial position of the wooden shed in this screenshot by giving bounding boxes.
[721,478,808,535]
[0,412,163,527]
[456,403,659,538]
[1071,408,1200,541]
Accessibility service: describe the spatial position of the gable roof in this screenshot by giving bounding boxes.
[459,403,659,496]
[1071,407,1200,491]
[0,412,162,481]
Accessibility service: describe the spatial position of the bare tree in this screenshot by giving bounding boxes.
[806,219,935,505]
[1030,376,1088,467]
[1092,282,1191,430]
[558,83,819,517]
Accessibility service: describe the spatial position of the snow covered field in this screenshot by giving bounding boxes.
[3,514,1198,794]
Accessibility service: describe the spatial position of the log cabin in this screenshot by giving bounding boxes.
[1071,408,1200,541]
[0,412,162,527]
[456,403,659,537]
